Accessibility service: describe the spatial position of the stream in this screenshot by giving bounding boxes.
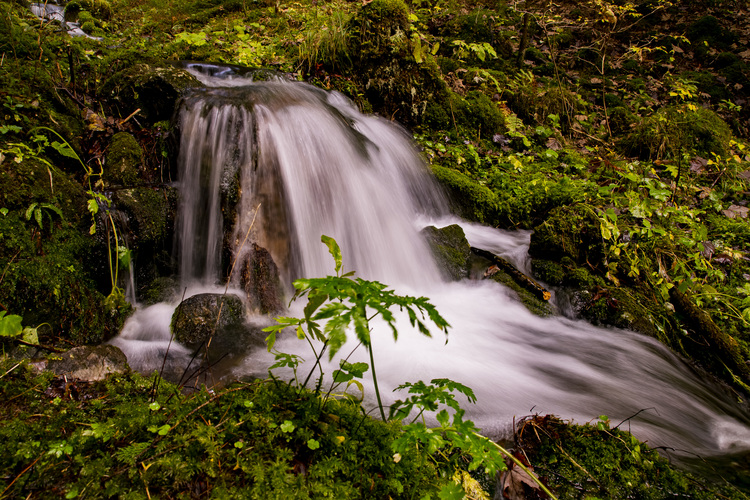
[111,63,750,472]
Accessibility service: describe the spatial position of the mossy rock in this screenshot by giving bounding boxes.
[0,214,129,345]
[452,91,506,137]
[421,224,471,281]
[141,276,179,305]
[623,105,734,160]
[64,0,113,21]
[171,293,247,351]
[484,267,553,317]
[112,187,175,247]
[430,165,498,224]
[346,0,449,125]
[105,132,142,186]
[102,64,200,124]
[46,345,128,381]
[0,156,86,219]
[529,204,603,266]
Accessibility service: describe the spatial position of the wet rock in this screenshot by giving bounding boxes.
[171,293,246,351]
[421,224,471,281]
[105,132,142,186]
[102,64,200,124]
[46,345,128,381]
[240,243,284,315]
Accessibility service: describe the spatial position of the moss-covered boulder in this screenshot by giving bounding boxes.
[46,345,128,381]
[430,165,499,224]
[102,64,200,124]
[623,105,734,160]
[105,132,142,186]
[529,204,603,265]
[346,0,449,125]
[171,293,247,351]
[421,224,471,281]
[0,154,129,346]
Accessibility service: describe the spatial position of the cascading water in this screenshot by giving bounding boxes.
[113,63,750,468]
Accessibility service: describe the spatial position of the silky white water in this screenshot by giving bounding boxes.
[112,63,750,465]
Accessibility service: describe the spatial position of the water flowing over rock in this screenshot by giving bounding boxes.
[421,224,471,281]
[111,63,750,464]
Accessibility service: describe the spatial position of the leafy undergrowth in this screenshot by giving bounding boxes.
[511,415,748,500]
[0,362,445,499]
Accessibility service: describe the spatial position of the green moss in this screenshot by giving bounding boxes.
[529,205,603,265]
[105,132,142,186]
[486,268,553,317]
[0,214,128,345]
[102,65,200,123]
[0,368,444,498]
[624,105,734,160]
[421,224,471,281]
[454,90,505,137]
[430,165,498,224]
[64,0,113,21]
[515,415,744,500]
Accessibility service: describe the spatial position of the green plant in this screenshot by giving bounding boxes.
[264,235,449,420]
[264,236,558,499]
[24,202,63,231]
[31,127,130,301]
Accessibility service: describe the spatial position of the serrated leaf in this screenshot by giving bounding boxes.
[321,235,343,274]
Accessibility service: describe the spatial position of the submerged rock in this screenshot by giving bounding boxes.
[421,224,471,281]
[46,345,128,381]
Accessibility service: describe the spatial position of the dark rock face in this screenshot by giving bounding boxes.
[421,224,471,281]
[102,64,200,124]
[46,345,129,381]
[240,243,285,315]
[171,293,246,351]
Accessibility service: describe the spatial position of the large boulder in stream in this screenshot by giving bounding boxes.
[170,294,266,368]
[421,224,471,281]
[171,294,247,351]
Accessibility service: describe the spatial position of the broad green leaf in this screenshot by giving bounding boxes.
[0,312,23,337]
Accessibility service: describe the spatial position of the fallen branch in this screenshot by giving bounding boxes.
[471,247,551,301]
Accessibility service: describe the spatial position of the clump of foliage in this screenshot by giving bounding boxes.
[0,364,442,498]
[512,414,746,499]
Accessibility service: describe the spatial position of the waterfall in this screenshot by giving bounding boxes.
[113,63,750,466]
